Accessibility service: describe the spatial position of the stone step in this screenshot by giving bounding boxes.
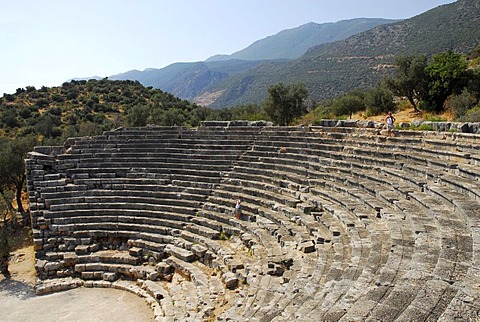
[44,205,196,219]
[164,245,196,263]
[141,280,175,320]
[185,222,220,240]
[164,256,210,288]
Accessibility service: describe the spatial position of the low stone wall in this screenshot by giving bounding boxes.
[315,118,480,133]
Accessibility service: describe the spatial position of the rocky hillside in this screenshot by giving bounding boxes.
[202,0,480,108]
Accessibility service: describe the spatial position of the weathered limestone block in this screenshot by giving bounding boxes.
[129,266,158,280]
[75,245,90,255]
[103,272,118,282]
[156,262,173,275]
[223,272,239,290]
[74,264,86,273]
[35,259,47,274]
[34,238,44,251]
[63,253,78,266]
[129,247,143,257]
[44,261,62,272]
[298,240,316,253]
[81,271,95,279]
[297,203,314,214]
[267,262,285,276]
[165,244,195,262]
[142,280,167,301]
[227,260,244,272]
[191,244,208,259]
[79,238,92,245]
[185,223,219,240]
[240,233,255,247]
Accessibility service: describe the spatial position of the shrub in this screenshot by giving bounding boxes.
[447,90,477,120]
[414,124,434,131]
[458,105,480,122]
[331,94,365,118]
[364,87,396,117]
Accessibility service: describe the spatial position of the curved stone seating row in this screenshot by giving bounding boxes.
[216,127,478,320]
[214,145,382,320]
[33,127,464,320]
[28,126,268,321]
[216,136,396,320]
[26,125,480,321]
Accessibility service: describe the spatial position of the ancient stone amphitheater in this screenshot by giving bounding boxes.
[26,121,480,321]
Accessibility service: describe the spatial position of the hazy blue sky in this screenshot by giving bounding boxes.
[0,0,455,95]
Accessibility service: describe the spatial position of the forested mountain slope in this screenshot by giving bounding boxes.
[203,0,480,108]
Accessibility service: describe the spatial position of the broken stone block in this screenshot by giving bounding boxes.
[227,260,245,272]
[267,262,284,276]
[191,244,208,259]
[156,262,173,275]
[63,253,78,266]
[44,261,61,272]
[74,245,89,255]
[223,272,239,289]
[298,240,316,253]
[129,247,142,257]
[103,272,118,282]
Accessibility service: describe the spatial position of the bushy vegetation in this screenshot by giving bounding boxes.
[302,48,480,124]
[264,83,308,125]
[0,79,209,142]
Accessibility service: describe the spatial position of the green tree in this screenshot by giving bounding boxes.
[0,136,37,216]
[35,113,61,138]
[423,51,471,112]
[162,108,186,126]
[467,68,480,99]
[230,104,266,121]
[385,55,428,112]
[264,83,308,125]
[190,106,211,126]
[126,104,150,127]
[448,89,477,120]
[364,86,396,116]
[1,108,20,128]
[332,94,365,119]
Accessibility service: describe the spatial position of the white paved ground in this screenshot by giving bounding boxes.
[0,281,153,322]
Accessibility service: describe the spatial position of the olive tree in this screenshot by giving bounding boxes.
[0,136,37,216]
[385,55,428,112]
[264,83,308,125]
[0,136,35,278]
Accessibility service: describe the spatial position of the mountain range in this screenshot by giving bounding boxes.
[96,0,479,108]
[204,18,398,62]
[106,18,397,105]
